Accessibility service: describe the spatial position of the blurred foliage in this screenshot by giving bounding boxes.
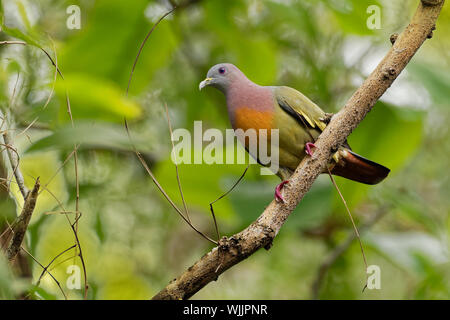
[0,0,449,300]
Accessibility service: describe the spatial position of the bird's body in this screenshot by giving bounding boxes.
[200,63,389,200]
[229,85,322,176]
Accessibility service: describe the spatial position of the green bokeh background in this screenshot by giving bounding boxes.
[0,0,449,299]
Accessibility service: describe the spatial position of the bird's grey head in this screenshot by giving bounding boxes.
[199,63,242,94]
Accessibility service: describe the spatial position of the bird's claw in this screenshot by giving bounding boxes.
[275,180,289,203]
[305,142,317,156]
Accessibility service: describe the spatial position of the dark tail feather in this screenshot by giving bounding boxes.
[331,149,390,185]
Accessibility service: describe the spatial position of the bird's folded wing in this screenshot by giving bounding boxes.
[274,86,327,131]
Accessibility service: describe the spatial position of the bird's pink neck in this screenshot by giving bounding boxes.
[226,79,273,129]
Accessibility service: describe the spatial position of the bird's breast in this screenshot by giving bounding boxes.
[227,85,275,133]
[231,106,274,155]
[226,85,275,152]
[233,106,274,134]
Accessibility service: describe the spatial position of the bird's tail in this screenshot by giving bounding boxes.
[330,149,390,185]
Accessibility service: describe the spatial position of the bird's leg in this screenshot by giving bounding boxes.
[275,180,289,203]
[305,142,317,156]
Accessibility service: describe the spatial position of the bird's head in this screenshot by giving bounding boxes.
[199,63,242,94]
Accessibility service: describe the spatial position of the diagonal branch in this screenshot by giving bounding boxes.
[6,178,40,261]
[152,0,445,300]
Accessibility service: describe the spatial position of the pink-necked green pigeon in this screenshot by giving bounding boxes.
[200,63,390,202]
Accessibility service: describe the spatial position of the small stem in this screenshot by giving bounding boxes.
[2,132,29,199]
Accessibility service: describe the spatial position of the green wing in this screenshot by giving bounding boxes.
[274,86,327,131]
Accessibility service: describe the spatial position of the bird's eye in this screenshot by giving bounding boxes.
[218,67,226,74]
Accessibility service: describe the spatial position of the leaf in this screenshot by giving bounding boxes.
[29,286,58,300]
[15,0,32,32]
[54,74,142,122]
[0,8,41,48]
[26,121,150,153]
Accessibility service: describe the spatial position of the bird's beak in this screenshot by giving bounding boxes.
[199,77,213,90]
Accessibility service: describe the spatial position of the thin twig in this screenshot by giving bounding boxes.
[126,7,176,95]
[36,244,77,286]
[20,246,68,300]
[209,165,249,242]
[42,38,58,109]
[327,168,368,278]
[310,207,388,299]
[163,103,191,223]
[211,165,250,273]
[0,41,63,78]
[0,92,30,199]
[2,131,29,198]
[124,119,217,245]
[8,72,20,109]
[38,145,79,196]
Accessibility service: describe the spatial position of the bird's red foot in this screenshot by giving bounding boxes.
[305,142,317,156]
[275,180,289,203]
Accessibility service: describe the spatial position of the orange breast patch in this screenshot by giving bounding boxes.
[234,107,274,133]
[233,107,274,150]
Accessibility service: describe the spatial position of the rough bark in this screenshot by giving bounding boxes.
[6,178,40,261]
[152,0,445,300]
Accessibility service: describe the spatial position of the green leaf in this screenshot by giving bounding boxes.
[15,0,32,32]
[26,121,149,153]
[0,5,41,48]
[29,286,58,300]
[54,74,142,122]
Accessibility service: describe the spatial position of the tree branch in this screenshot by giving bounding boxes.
[6,178,40,261]
[152,0,445,300]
